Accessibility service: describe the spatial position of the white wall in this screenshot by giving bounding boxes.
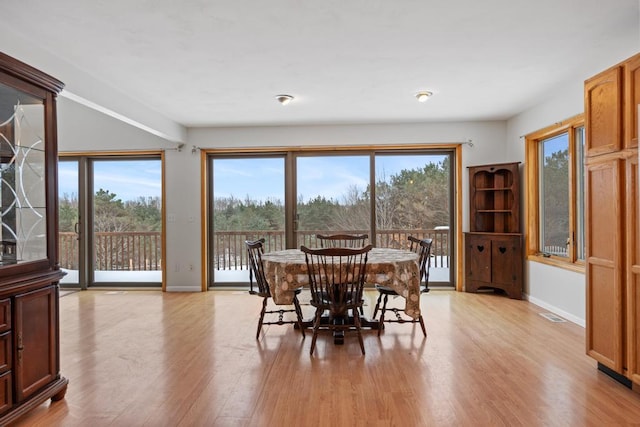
[0,25,186,143]
[58,97,175,152]
[506,80,587,326]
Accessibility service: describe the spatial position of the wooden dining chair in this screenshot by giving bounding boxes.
[316,234,369,316]
[409,235,432,294]
[372,236,432,337]
[316,233,369,315]
[301,244,373,355]
[245,239,305,340]
[316,233,368,248]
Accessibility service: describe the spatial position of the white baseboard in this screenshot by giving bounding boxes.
[165,286,202,292]
[524,293,585,328]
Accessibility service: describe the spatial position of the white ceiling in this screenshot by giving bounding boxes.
[0,0,638,129]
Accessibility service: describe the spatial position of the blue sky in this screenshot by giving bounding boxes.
[57,154,447,203]
[58,160,162,201]
[543,133,568,159]
[213,154,446,202]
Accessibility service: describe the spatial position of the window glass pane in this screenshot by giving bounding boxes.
[375,153,452,283]
[0,88,46,265]
[92,158,162,284]
[540,133,569,257]
[211,157,285,284]
[575,126,585,260]
[58,160,79,284]
[296,155,370,247]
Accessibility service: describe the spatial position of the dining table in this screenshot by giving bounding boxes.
[262,247,421,341]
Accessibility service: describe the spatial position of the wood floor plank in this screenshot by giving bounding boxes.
[8,289,640,426]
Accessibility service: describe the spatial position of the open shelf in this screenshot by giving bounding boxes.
[469,162,520,233]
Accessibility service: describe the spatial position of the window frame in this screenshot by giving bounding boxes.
[202,143,464,290]
[525,114,585,272]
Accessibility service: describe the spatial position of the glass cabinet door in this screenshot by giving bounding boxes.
[0,83,47,266]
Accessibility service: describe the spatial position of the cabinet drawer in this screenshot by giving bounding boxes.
[0,332,10,374]
[0,370,11,416]
[0,299,10,333]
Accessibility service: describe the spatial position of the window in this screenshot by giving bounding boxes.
[526,115,585,270]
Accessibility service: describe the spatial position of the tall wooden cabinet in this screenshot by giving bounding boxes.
[585,52,640,387]
[464,162,523,299]
[0,53,68,423]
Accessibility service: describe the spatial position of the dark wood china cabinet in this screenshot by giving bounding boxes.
[0,52,68,424]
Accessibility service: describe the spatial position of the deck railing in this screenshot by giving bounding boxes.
[59,231,162,271]
[213,229,450,271]
[60,228,450,272]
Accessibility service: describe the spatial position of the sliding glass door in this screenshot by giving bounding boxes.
[58,155,163,288]
[375,153,452,283]
[207,148,455,287]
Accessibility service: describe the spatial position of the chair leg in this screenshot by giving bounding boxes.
[372,292,383,319]
[310,308,323,355]
[354,309,365,355]
[418,314,427,337]
[378,294,389,337]
[256,297,268,340]
[293,296,306,338]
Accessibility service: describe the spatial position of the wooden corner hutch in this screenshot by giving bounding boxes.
[0,52,68,423]
[464,161,523,299]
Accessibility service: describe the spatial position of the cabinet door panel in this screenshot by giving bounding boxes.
[588,264,620,368]
[624,54,640,149]
[585,66,622,156]
[0,332,10,374]
[627,155,640,382]
[491,237,521,286]
[14,286,56,402]
[465,235,491,283]
[0,300,10,334]
[586,158,623,371]
[630,269,640,383]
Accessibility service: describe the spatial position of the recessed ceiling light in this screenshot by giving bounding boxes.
[415,91,433,102]
[276,94,294,105]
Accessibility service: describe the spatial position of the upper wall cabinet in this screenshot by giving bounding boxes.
[585,53,640,156]
[584,66,622,156]
[624,55,640,149]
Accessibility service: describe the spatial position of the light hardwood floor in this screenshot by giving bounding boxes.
[10,289,640,426]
